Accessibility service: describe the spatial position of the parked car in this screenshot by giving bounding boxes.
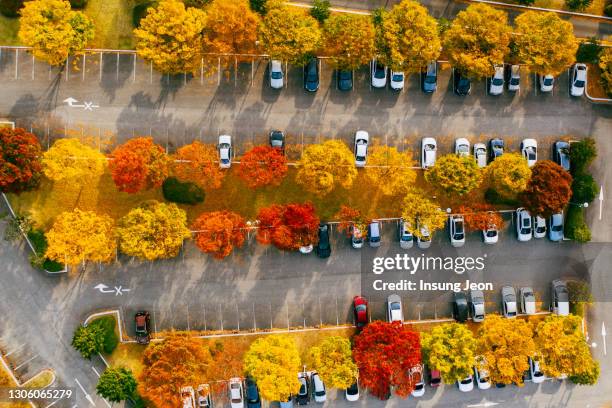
[553,141,570,171]
[315,223,331,258]
[516,208,533,242]
[421,137,437,169]
[457,375,474,392]
[549,212,564,242]
[482,217,499,245]
[520,287,536,315]
[135,311,151,345]
[454,70,471,96]
[279,396,294,408]
[489,138,504,161]
[218,135,233,169]
[417,224,432,249]
[470,290,486,322]
[269,130,285,150]
[390,70,404,91]
[229,378,244,408]
[449,215,465,248]
[473,143,487,168]
[489,65,504,95]
[422,61,437,93]
[299,244,313,255]
[353,296,368,329]
[474,365,491,390]
[387,294,404,323]
[411,366,425,397]
[570,63,587,97]
[540,74,554,93]
[337,70,353,91]
[521,138,537,167]
[303,58,319,92]
[453,292,469,322]
[507,64,520,92]
[350,225,364,249]
[197,384,212,408]
[529,358,545,384]
[182,386,196,408]
[354,130,369,167]
[368,221,381,248]
[429,369,442,388]
[269,60,284,89]
[551,280,569,316]
[501,286,517,318]
[455,138,470,157]
[371,60,387,88]
[296,373,310,405]
[398,219,414,249]
[533,215,546,239]
[345,381,359,402]
[311,372,326,403]
[245,378,261,408]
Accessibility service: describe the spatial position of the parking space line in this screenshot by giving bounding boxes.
[44,399,61,408]
[133,54,136,83]
[31,54,35,80]
[65,58,68,81]
[98,52,102,82]
[186,303,191,331]
[252,303,256,330]
[91,366,100,377]
[5,343,26,356]
[115,53,119,81]
[14,354,38,370]
[14,48,18,79]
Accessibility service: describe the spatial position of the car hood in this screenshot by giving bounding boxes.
[524,301,536,315]
[558,302,569,315]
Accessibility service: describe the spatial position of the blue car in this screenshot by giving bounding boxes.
[548,213,564,242]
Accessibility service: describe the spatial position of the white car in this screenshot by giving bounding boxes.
[473,143,487,168]
[312,372,326,403]
[345,381,359,402]
[457,376,474,392]
[421,137,437,169]
[540,74,554,92]
[181,386,196,408]
[398,219,414,249]
[483,215,498,244]
[371,60,387,88]
[449,215,465,248]
[529,358,545,384]
[350,225,364,249]
[570,63,587,97]
[508,64,520,92]
[474,366,491,390]
[390,70,404,91]
[455,138,470,157]
[520,287,536,315]
[229,378,244,408]
[516,208,532,242]
[410,366,425,397]
[354,130,369,167]
[387,294,403,323]
[521,138,537,167]
[218,135,233,169]
[197,384,212,408]
[489,65,504,96]
[269,60,284,89]
[501,286,517,319]
[549,212,564,242]
[533,215,546,239]
[299,244,313,254]
[417,224,431,249]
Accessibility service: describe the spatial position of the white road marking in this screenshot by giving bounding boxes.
[91,366,101,377]
[74,378,96,407]
[14,354,38,370]
[5,343,26,356]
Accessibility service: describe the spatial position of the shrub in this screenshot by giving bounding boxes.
[69,0,87,9]
[89,316,119,354]
[571,173,598,204]
[570,137,597,175]
[0,0,24,17]
[565,205,591,243]
[43,258,65,272]
[569,361,600,385]
[310,0,330,23]
[576,38,602,64]
[132,1,156,28]
[567,280,593,317]
[565,0,592,10]
[605,3,612,17]
[516,0,535,5]
[27,229,47,253]
[72,324,105,359]
[162,177,205,205]
[26,228,65,271]
[249,0,267,14]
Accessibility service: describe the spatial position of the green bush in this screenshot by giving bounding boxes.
[570,137,597,176]
[27,229,47,253]
[26,229,65,271]
[90,316,119,354]
[565,0,592,10]
[569,361,600,385]
[249,0,267,14]
[310,0,330,23]
[565,205,592,243]
[132,1,156,28]
[69,0,87,9]
[0,0,24,17]
[484,188,520,206]
[576,38,602,64]
[571,173,598,204]
[567,280,593,317]
[72,324,105,359]
[162,177,205,205]
[605,3,612,17]
[43,258,65,272]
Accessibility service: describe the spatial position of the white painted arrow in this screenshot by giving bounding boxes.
[63,97,85,108]
[93,283,114,294]
[599,186,604,221]
[74,378,96,406]
[602,322,607,356]
[467,402,500,408]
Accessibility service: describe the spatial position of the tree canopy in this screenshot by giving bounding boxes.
[520,160,573,217]
[425,154,482,195]
[256,202,320,250]
[401,189,447,238]
[296,140,357,196]
[192,211,247,259]
[42,138,106,182]
[110,137,170,193]
[236,145,288,188]
[202,0,260,59]
[173,141,226,190]
[0,127,42,193]
[96,367,137,403]
[457,204,504,231]
[309,336,358,389]
[485,153,531,199]
[323,13,375,70]
[364,146,417,196]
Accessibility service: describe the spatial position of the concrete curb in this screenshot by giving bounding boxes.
[585,66,612,104]
[461,0,612,21]
[0,353,51,407]
[83,309,128,342]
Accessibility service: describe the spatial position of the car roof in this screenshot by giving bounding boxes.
[422,137,436,145]
[271,60,281,69]
[355,130,369,140]
[388,294,401,303]
[136,315,146,325]
[219,135,231,143]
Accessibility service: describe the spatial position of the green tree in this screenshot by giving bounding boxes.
[425,154,482,195]
[310,0,330,23]
[96,367,138,403]
[323,14,375,70]
[485,153,531,199]
[72,324,104,359]
[570,137,597,175]
[600,46,612,97]
[576,37,602,64]
[571,173,598,204]
[401,189,447,238]
[565,0,592,11]
[309,337,357,389]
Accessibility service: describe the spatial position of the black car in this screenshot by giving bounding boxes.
[453,292,469,322]
[337,70,353,91]
[135,311,151,345]
[304,58,319,92]
[315,223,331,258]
[269,130,285,150]
[453,70,471,96]
[489,138,504,161]
[553,141,570,171]
[296,375,310,405]
[245,378,261,408]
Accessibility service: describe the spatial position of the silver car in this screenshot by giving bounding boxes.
[368,221,381,248]
[387,294,404,323]
[470,290,485,322]
[516,208,532,242]
[519,287,536,315]
[501,286,517,318]
[549,212,564,242]
[398,219,414,249]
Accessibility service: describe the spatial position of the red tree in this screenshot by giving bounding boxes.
[237,146,288,188]
[353,321,422,399]
[457,204,504,231]
[520,160,573,217]
[0,127,42,193]
[334,205,369,238]
[109,137,170,193]
[256,202,319,251]
[192,211,247,259]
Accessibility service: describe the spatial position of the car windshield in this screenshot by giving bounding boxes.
[355,304,366,312]
[457,145,468,154]
[544,77,553,86]
[431,377,441,384]
[492,78,503,86]
[271,71,282,80]
[315,390,325,397]
[486,230,497,237]
[510,78,519,85]
[425,144,435,151]
[536,226,546,233]
[556,287,569,301]
[347,383,358,394]
[391,302,401,310]
[552,223,562,232]
[392,74,403,81]
[414,383,424,390]
[340,71,351,79]
[574,80,585,87]
[461,378,472,384]
[375,66,385,78]
[425,75,436,84]
[299,384,306,394]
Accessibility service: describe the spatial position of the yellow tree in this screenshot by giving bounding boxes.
[243,335,301,402]
[173,141,225,190]
[477,315,536,386]
[364,146,416,196]
[203,0,260,60]
[18,0,94,66]
[309,336,358,389]
[401,189,447,238]
[323,14,375,70]
[377,0,441,73]
[443,4,511,78]
[485,152,531,200]
[425,154,482,196]
[134,0,207,74]
[600,46,612,97]
[117,201,191,261]
[258,2,322,65]
[45,209,116,266]
[514,11,577,76]
[296,140,357,196]
[42,138,106,182]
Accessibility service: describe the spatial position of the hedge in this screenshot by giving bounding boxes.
[90,316,119,354]
[564,205,591,243]
[162,177,205,205]
[26,229,65,271]
[0,0,23,17]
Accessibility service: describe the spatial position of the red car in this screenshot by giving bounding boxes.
[429,369,442,388]
[353,296,368,329]
[135,311,151,345]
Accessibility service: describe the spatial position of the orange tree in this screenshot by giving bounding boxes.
[173,141,225,190]
[456,204,504,231]
[192,211,247,259]
[334,205,369,239]
[109,137,170,193]
[520,160,573,217]
[0,127,42,193]
[236,146,288,189]
[256,202,319,251]
[353,321,422,399]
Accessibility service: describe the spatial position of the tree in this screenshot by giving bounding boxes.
[18,0,94,66]
[42,138,106,182]
[420,323,477,384]
[565,0,592,11]
[134,0,207,74]
[310,0,330,23]
[96,367,137,403]
[258,2,322,65]
[243,335,301,402]
[443,4,511,78]
[334,205,368,239]
[309,337,357,389]
[256,203,319,251]
[296,140,357,196]
[520,160,573,217]
[401,189,447,238]
[249,0,266,14]
[425,154,482,195]
[571,173,598,204]
[353,321,422,399]
[323,14,375,70]
[45,209,116,266]
[236,146,288,189]
[576,37,602,64]
[364,146,416,196]
[484,153,531,199]
[173,141,225,190]
[477,315,536,385]
[117,201,191,261]
[376,0,441,73]
[569,361,600,385]
[139,333,212,407]
[567,280,593,316]
[0,127,42,193]
[456,204,504,231]
[110,137,170,193]
[600,47,612,97]
[72,324,105,359]
[192,211,247,259]
[514,11,577,76]
[0,0,25,17]
[570,137,597,175]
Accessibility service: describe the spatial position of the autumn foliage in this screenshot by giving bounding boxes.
[42,138,106,182]
[173,141,225,190]
[521,160,573,217]
[110,137,170,193]
[237,146,288,189]
[192,211,247,259]
[256,202,320,251]
[353,321,422,399]
[0,127,42,193]
[457,204,504,231]
[334,205,368,239]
